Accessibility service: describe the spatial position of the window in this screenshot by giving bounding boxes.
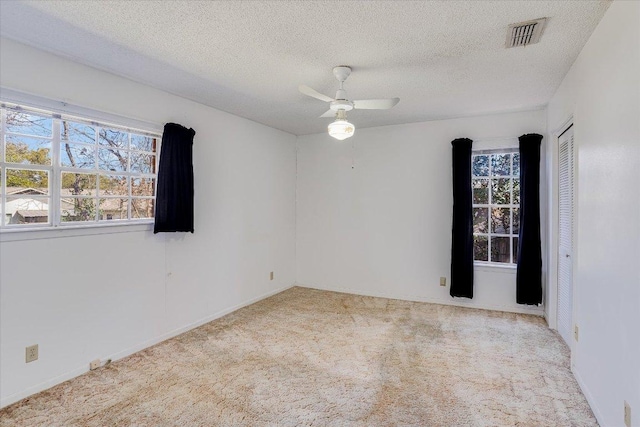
[0,103,160,229]
[472,150,520,265]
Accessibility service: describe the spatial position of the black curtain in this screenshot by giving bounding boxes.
[154,123,196,234]
[516,133,543,304]
[450,138,474,298]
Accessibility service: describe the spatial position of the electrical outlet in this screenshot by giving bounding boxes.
[25,344,38,363]
[574,325,579,341]
[90,359,101,370]
[624,401,631,427]
[439,277,446,287]
[270,271,274,281]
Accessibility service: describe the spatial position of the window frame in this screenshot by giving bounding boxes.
[0,101,161,234]
[471,148,520,267]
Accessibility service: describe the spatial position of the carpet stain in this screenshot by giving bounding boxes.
[0,287,597,426]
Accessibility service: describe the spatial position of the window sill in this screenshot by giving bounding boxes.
[0,221,154,242]
[474,263,517,274]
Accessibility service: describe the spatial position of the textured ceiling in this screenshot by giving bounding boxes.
[0,1,610,135]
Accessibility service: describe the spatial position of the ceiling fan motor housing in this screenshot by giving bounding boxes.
[330,99,354,112]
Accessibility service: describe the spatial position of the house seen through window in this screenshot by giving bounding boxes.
[0,104,160,228]
[472,150,520,265]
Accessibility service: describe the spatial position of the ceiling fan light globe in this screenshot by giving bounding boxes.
[328,120,355,140]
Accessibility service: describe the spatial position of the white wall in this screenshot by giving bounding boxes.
[0,38,297,407]
[296,110,546,315]
[4,3,637,420]
[546,1,640,425]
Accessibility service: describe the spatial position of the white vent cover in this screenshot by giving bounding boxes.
[506,18,547,48]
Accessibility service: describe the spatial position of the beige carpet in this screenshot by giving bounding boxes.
[0,287,596,426]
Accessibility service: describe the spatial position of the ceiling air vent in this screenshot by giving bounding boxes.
[506,18,547,48]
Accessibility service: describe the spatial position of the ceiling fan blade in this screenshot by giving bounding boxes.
[299,85,334,103]
[353,98,400,110]
[320,109,335,118]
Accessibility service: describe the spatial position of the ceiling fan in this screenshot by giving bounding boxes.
[299,66,400,140]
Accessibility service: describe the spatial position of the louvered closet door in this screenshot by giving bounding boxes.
[558,127,574,347]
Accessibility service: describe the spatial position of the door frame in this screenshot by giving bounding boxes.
[548,116,578,360]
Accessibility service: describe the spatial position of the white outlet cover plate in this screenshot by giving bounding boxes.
[25,344,38,363]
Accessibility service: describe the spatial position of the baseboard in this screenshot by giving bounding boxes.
[106,283,294,362]
[573,367,605,426]
[0,366,89,410]
[296,283,544,316]
[0,283,294,409]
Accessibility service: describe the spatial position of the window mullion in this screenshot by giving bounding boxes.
[488,154,492,263]
[51,118,61,227]
[95,127,100,222]
[128,161,133,221]
[127,133,132,221]
[1,108,5,227]
[510,207,513,264]
[2,163,52,171]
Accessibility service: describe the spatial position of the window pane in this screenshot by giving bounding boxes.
[472,179,488,204]
[513,178,520,205]
[6,111,52,137]
[491,178,511,205]
[490,236,510,263]
[5,136,51,165]
[491,207,511,234]
[62,172,97,196]
[61,143,96,169]
[513,237,519,263]
[99,198,128,220]
[491,153,511,176]
[512,207,520,234]
[131,198,154,219]
[5,196,49,225]
[130,153,155,173]
[473,235,488,261]
[61,198,97,222]
[130,134,155,152]
[100,174,128,196]
[6,169,49,193]
[1,105,159,228]
[98,148,128,171]
[473,207,488,233]
[132,177,155,197]
[99,128,129,149]
[472,155,489,176]
[513,153,520,176]
[61,121,96,144]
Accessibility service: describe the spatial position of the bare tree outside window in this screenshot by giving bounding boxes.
[1,104,158,227]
